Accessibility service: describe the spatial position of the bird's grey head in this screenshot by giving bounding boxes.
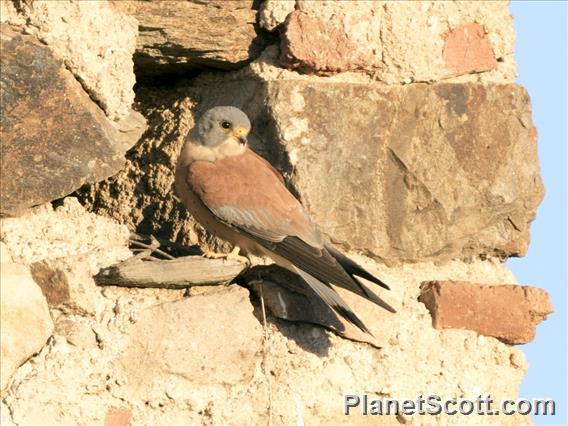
[192,106,251,148]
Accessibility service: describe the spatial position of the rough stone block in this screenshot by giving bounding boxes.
[81,80,543,263]
[280,7,382,75]
[113,0,264,75]
[379,1,514,83]
[30,257,102,316]
[115,285,262,396]
[276,1,515,82]
[443,23,497,75]
[259,0,295,31]
[0,26,146,216]
[1,262,54,391]
[0,197,131,266]
[141,80,542,263]
[1,0,138,120]
[418,281,553,344]
[103,407,132,426]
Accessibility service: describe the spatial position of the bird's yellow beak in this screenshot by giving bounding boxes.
[233,127,248,145]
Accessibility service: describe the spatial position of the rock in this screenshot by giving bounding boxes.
[82,81,543,263]
[30,256,103,316]
[1,262,54,391]
[115,285,262,394]
[54,316,97,348]
[1,257,530,425]
[276,1,515,82]
[1,401,16,426]
[2,0,138,120]
[0,242,12,263]
[258,0,295,31]
[104,407,132,426]
[0,1,544,423]
[0,1,24,25]
[1,197,131,316]
[418,281,553,344]
[280,11,370,75]
[0,197,131,266]
[200,81,544,262]
[77,94,209,252]
[113,0,264,76]
[443,23,497,75]
[280,2,383,75]
[378,1,514,83]
[0,26,146,216]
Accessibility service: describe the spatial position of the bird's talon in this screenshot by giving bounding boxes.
[226,247,251,265]
[201,250,227,260]
[202,247,250,265]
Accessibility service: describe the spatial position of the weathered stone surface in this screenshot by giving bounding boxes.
[275,1,515,82]
[0,197,131,266]
[201,81,544,262]
[0,26,146,216]
[113,0,264,75]
[280,11,370,75]
[283,1,383,76]
[54,315,97,348]
[77,93,206,251]
[1,401,16,426]
[115,285,262,393]
[104,407,132,426]
[0,1,24,26]
[0,242,12,263]
[258,0,295,31]
[381,1,514,83]
[1,257,530,425]
[82,81,543,263]
[443,23,497,75]
[30,256,104,316]
[0,261,54,391]
[419,281,553,344]
[0,2,544,424]
[1,0,138,120]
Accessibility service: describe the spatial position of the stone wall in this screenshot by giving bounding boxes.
[0,1,551,425]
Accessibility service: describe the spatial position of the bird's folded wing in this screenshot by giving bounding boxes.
[185,149,394,314]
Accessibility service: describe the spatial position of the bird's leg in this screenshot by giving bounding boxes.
[226,246,251,265]
[201,249,227,259]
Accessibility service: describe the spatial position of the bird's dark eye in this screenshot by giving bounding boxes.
[221,121,231,129]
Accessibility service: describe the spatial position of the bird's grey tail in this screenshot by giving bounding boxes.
[325,244,390,290]
[325,244,396,314]
[294,267,372,335]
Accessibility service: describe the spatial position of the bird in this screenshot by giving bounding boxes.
[175,106,395,334]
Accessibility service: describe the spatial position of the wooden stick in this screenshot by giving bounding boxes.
[95,256,247,288]
[129,232,201,256]
[128,239,175,260]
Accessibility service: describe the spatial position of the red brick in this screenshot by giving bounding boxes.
[104,407,132,426]
[418,281,552,344]
[280,11,365,75]
[442,23,497,75]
